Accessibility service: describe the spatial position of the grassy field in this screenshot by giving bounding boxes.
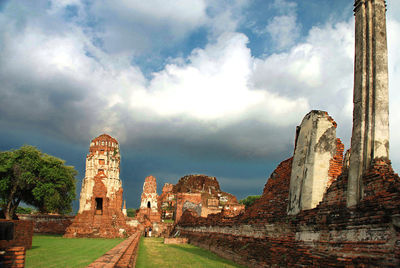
[25,234,124,268]
[136,237,245,268]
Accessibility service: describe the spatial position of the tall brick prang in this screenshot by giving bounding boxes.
[348,0,389,207]
[64,134,132,238]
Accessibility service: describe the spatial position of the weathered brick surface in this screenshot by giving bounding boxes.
[173,175,244,223]
[176,158,400,267]
[173,175,221,194]
[328,138,345,184]
[136,176,161,223]
[17,214,73,234]
[1,246,26,268]
[175,193,202,223]
[159,183,175,220]
[64,174,132,238]
[0,220,33,250]
[0,220,33,268]
[64,134,133,238]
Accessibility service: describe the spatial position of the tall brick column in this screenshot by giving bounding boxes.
[348,0,389,207]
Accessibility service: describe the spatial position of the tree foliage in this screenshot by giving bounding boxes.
[0,145,77,219]
[239,195,261,208]
[126,208,137,218]
[16,206,36,214]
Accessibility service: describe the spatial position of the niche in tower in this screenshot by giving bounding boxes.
[95,198,103,215]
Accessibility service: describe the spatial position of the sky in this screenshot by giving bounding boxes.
[0,0,399,211]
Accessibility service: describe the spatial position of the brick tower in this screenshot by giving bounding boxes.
[136,176,161,222]
[65,134,132,238]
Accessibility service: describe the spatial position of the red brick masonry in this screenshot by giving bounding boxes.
[2,246,26,268]
[17,214,73,234]
[0,220,33,268]
[176,158,400,267]
[0,220,33,250]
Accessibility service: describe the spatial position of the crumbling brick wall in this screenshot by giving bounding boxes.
[0,220,33,250]
[176,158,400,267]
[175,193,202,223]
[17,214,73,234]
[159,183,176,220]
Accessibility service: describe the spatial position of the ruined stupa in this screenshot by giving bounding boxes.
[136,175,161,223]
[65,134,132,238]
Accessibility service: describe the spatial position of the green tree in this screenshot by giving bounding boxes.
[126,208,136,218]
[15,206,35,214]
[239,195,261,208]
[0,145,77,219]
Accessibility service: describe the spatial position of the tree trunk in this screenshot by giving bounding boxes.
[5,184,18,220]
[5,200,13,220]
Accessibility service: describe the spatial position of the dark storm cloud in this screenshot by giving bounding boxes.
[0,69,100,143]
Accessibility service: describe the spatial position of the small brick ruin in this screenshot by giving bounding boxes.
[64,134,133,238]
[172,175,245,223]
[0,220,33,268]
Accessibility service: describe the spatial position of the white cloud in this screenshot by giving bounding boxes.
[272,0,297,15]
[260,0,300,50]
[93,0,207,32]
[252,20,354,112]
[266,14,300,50]
[204,0,249,37]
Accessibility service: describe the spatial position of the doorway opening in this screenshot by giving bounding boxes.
[95,198,103,215]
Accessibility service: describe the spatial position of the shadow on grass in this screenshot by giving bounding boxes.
[166,244,236,264]
[29,246,40,250]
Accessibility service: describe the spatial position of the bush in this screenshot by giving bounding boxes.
[127,208,137,218]
[16,206,35,214]
[239,195,261,208]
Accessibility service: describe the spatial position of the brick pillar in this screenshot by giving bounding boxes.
[3,247,25,268]
[348,0,389,207]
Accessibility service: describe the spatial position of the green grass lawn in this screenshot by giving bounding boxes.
[136,237,245,268]
[25,234,124,268]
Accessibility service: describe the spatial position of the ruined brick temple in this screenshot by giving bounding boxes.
[174,1,400,266]
[172,175,245,222]
[65,134,132,238]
